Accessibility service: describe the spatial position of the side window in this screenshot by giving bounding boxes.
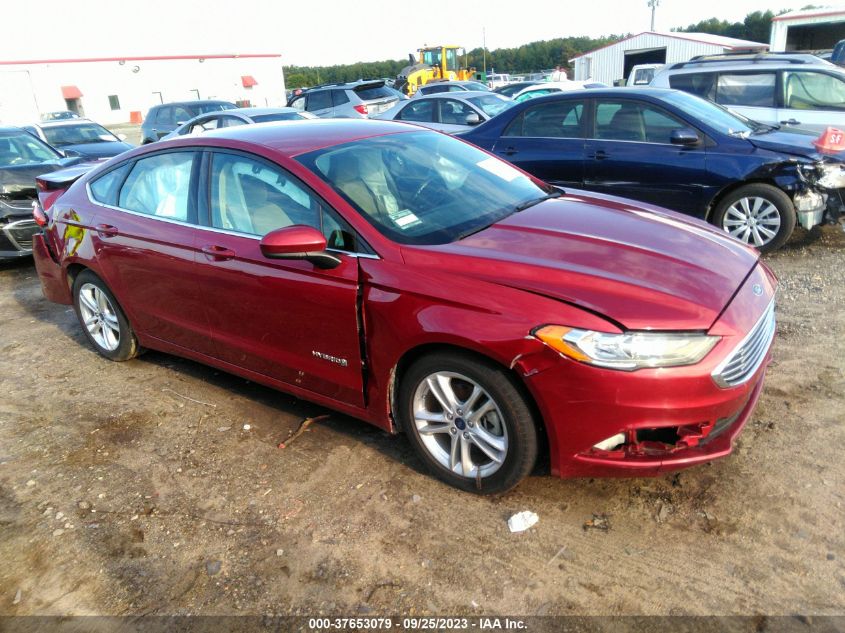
[289,96,306,111]
[157,107,174,125]
[306,90,332,112]
[90,163,132,206]
[219,116,246,128]
[118,152,194,221]
[397,99,436,122]
[784,71,845,111]
[332,90,350,106]
[595,101,644,141]
[715,73,776,107]
[507,100,584,138]
[188,116,219,135]
[208,152,361,250]
[641,106,689,143]
[438,99,471,125]
[668,73,716,100]
[172,106,193,124]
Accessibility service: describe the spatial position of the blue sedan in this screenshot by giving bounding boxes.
[459,87,845,251]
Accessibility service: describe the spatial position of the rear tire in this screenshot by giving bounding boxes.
[72,270,139,362]
[398,351,539,494]
[712,183,796,253]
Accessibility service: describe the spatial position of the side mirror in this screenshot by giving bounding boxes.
[259,225,341,269]
[465,112,482,126]
[670,128,700,146]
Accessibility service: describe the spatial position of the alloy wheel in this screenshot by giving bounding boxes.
[722,196,781,247]
[411,371,508,479]
[78,282,121,352]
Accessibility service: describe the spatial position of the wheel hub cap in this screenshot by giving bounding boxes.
[78,283,121,352]
[412,371,508,479]
[722,196,781,247]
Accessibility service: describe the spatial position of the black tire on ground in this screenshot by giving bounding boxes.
[398,351,539,495]
[712,183,796,253]
[72,270,140,362]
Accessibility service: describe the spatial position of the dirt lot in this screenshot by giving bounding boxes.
[1,226,843,617]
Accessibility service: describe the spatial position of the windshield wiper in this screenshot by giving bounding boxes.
[514,190,562,212]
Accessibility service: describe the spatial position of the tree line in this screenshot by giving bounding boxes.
[284,7,814,89]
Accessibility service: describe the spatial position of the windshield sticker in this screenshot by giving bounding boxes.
[477,157,520,182]
[389,209,421,229]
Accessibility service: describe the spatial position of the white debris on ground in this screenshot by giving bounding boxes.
[507,511,539,533]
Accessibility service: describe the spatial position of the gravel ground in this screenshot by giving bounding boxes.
[0,225,843,617]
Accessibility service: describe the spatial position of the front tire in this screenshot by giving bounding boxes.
[398,352,539,494]
[712,183,796,253]
[72,270,139,361]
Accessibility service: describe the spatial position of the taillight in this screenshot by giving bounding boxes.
[353,104,369,116]
[32,200,49,227]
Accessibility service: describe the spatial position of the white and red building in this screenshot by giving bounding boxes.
[770,7,845,51]
[0,53,285,126]
[570,32,768,85]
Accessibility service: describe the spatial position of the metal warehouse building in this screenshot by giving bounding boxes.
[0,54,285,126]
[570,32,768,85]
[770,7,845,51]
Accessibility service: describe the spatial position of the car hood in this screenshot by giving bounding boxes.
[59,141,134,159]
[403,193,759,331]
[747,128,845,161]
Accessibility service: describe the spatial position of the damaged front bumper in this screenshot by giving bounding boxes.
[0,196,39,258]
[796,161,845,230]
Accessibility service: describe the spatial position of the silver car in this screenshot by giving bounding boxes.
[161,107,315,140]
[287,80,399,118]
[650,53,845,132]
[373,92,513,134]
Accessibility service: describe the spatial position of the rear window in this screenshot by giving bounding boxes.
[90,163,132,206]
[354,84,395,101]
[195,102,235,115]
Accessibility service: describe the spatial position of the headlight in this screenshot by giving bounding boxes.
[818,163,845,189]
[534,325,719,370]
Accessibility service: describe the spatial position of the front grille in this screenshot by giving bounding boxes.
[2,219,38,252]
[712,300,776,388]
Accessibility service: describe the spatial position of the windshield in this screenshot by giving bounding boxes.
[467,94,513,117]
[662,90,755,136]
[296,131,551,245]
[251,112,305,123]
[354,84,395,101]
[0,131,61,167]
[43,123,116,146]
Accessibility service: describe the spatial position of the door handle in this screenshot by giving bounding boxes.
[590,150,608,160]
[779,119,801,126]
[500,146,519,156]
[95,223,119,237]
[201,244,236,261]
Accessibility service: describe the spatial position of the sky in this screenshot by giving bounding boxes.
[0,0,827,67]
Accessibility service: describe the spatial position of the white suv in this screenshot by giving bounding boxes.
[650,53,845,132]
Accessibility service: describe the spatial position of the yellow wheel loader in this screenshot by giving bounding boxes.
[395,46,476,95]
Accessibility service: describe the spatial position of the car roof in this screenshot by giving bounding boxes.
[0,126,28,134]
[228,107,299,115]
[520,87,677,99]
[168,118,419,157]
[665,53,835,71]
[416,91,502,100]
[151,100,233,108]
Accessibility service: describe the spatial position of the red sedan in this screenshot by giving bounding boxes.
[31,120,776,494]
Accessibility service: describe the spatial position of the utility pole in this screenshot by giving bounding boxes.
[648,0,659,31]
[482,27,487,78]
